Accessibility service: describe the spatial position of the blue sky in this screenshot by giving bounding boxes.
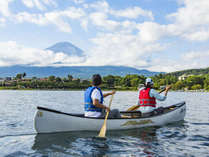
[0,0,209,72]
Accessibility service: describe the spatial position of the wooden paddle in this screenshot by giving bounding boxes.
[126,87,167,111]
[97,94,114,139]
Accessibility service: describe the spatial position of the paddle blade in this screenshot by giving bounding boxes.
[97,94,114,139]
[97,121,107,138]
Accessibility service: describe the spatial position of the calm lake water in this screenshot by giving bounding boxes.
[0,90,209,157]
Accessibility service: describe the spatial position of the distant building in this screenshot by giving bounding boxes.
[0,78,4,84]
[5,77,12,81]
[178,74,193,81]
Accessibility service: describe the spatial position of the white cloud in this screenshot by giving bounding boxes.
[126,0,209,43]
[42,0,57,6]
[86,1,154,32]
[0,0,208,72]
[167,0,209,41]
[22,0,34,8]
[73,0,85,4]
[137,22,168,43]
[89,12,120,31]
[182,29,209,41]
[0,41,85,66]
[0,0,13,17]
[183,50,209,60]
[14,7,85,33]
[88,1,154,20]
[21,0,57,10]
[60,7,85,19]
[88,1,109,13]
[0,18,6,26]
[22,0,45,10]
[110,7,154,20]
[85,32,165,68]
[80,18,88,31]
[147,49,209,72]
[45,11,72,32]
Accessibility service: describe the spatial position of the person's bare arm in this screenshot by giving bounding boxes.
[103,90,116,98]
[93,99,110,112]
[164,85,172,96]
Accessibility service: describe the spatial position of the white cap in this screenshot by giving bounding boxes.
[145,78,153,85]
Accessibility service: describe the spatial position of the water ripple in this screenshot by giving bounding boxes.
[0,91,209,157]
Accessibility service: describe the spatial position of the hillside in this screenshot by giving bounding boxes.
[0,66,162,78]
[167,67,209,77]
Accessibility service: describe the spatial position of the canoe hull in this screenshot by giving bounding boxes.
[34,102,186,133]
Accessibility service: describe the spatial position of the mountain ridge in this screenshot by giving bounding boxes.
[167,67,209,77]
[0,65,163,78]
[46,41,85,57]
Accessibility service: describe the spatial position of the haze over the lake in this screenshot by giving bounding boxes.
[0,0,209,72]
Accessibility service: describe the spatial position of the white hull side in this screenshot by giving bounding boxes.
[34,104,186,133]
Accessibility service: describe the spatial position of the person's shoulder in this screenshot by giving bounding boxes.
[91,88,102,98]
[92,88,100,93]
[139,87,145,91]
[150,88,157,92]
[150,88,158,95]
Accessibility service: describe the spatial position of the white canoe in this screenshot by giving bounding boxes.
[34,101,186,133]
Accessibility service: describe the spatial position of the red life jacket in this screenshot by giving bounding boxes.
[139,88,156,107]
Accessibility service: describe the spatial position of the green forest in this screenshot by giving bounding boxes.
[1,68,209,91]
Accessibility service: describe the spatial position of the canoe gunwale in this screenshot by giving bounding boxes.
[37,101,186,120]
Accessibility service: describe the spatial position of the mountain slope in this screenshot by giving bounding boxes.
[46,42,84,57]
[167,67,209,77]
[0,66,162,78]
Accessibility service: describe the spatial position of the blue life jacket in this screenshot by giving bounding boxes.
[84,86,103,112]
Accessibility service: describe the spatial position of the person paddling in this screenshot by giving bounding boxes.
[84,74,121,118]
[138,78,171,116]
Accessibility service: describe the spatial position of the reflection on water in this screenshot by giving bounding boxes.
[32,131,109,156]
[32,127,161,156]
[31,120,208,157]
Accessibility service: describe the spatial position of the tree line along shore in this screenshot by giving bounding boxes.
[0,72,208,91]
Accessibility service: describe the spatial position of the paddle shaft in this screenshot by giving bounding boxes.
[97,94,114,138]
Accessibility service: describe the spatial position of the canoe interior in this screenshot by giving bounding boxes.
[37,101,185,120]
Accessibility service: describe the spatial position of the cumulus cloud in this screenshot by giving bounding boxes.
[14,7,85,33]
[88,1,109,13]
[84,32,165,68]
[182,29,209,41]
[89,12,120,31]
[167,0,209,41]
[85,1,154,32]
[183,50,209,60]
[21,0,57,10]
[130,0,209,43]
[0,41,85,66]
[137,22,168,43]
[0,0,13,17]
[110,7,154,20]
[0,0,208,72]
[73,0,85,4]
[147,50,209,72]
[88,1,153,19]
[0,18,6,26]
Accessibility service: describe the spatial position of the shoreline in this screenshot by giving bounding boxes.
[0,87,208,92]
